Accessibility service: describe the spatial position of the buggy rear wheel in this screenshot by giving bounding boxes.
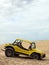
[5,48,14,57]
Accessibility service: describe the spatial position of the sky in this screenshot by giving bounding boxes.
[0,0,49,44]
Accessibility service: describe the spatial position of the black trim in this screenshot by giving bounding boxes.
[15,51,29,56]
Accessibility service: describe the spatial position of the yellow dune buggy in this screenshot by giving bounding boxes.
[5,38,45,60]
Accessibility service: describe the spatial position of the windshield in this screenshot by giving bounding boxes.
[12,39,21,45]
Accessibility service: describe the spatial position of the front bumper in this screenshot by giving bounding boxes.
[42,54,46,58]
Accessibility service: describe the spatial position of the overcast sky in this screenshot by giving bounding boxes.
[0,0,49,44]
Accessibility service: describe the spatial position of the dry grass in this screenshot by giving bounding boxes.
[0,40,49,65]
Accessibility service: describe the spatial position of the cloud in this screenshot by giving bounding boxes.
[0,0,49,44]
[0,0,34,20]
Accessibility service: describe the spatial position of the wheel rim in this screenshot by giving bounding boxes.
[7,50,11,56]
[34,54,38,59]
[6,50,12,56]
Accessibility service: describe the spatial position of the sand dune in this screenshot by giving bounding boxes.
[0,40,49,65]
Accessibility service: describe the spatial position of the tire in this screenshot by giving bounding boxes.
[5,48,14,57]
[31,53,42,60]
